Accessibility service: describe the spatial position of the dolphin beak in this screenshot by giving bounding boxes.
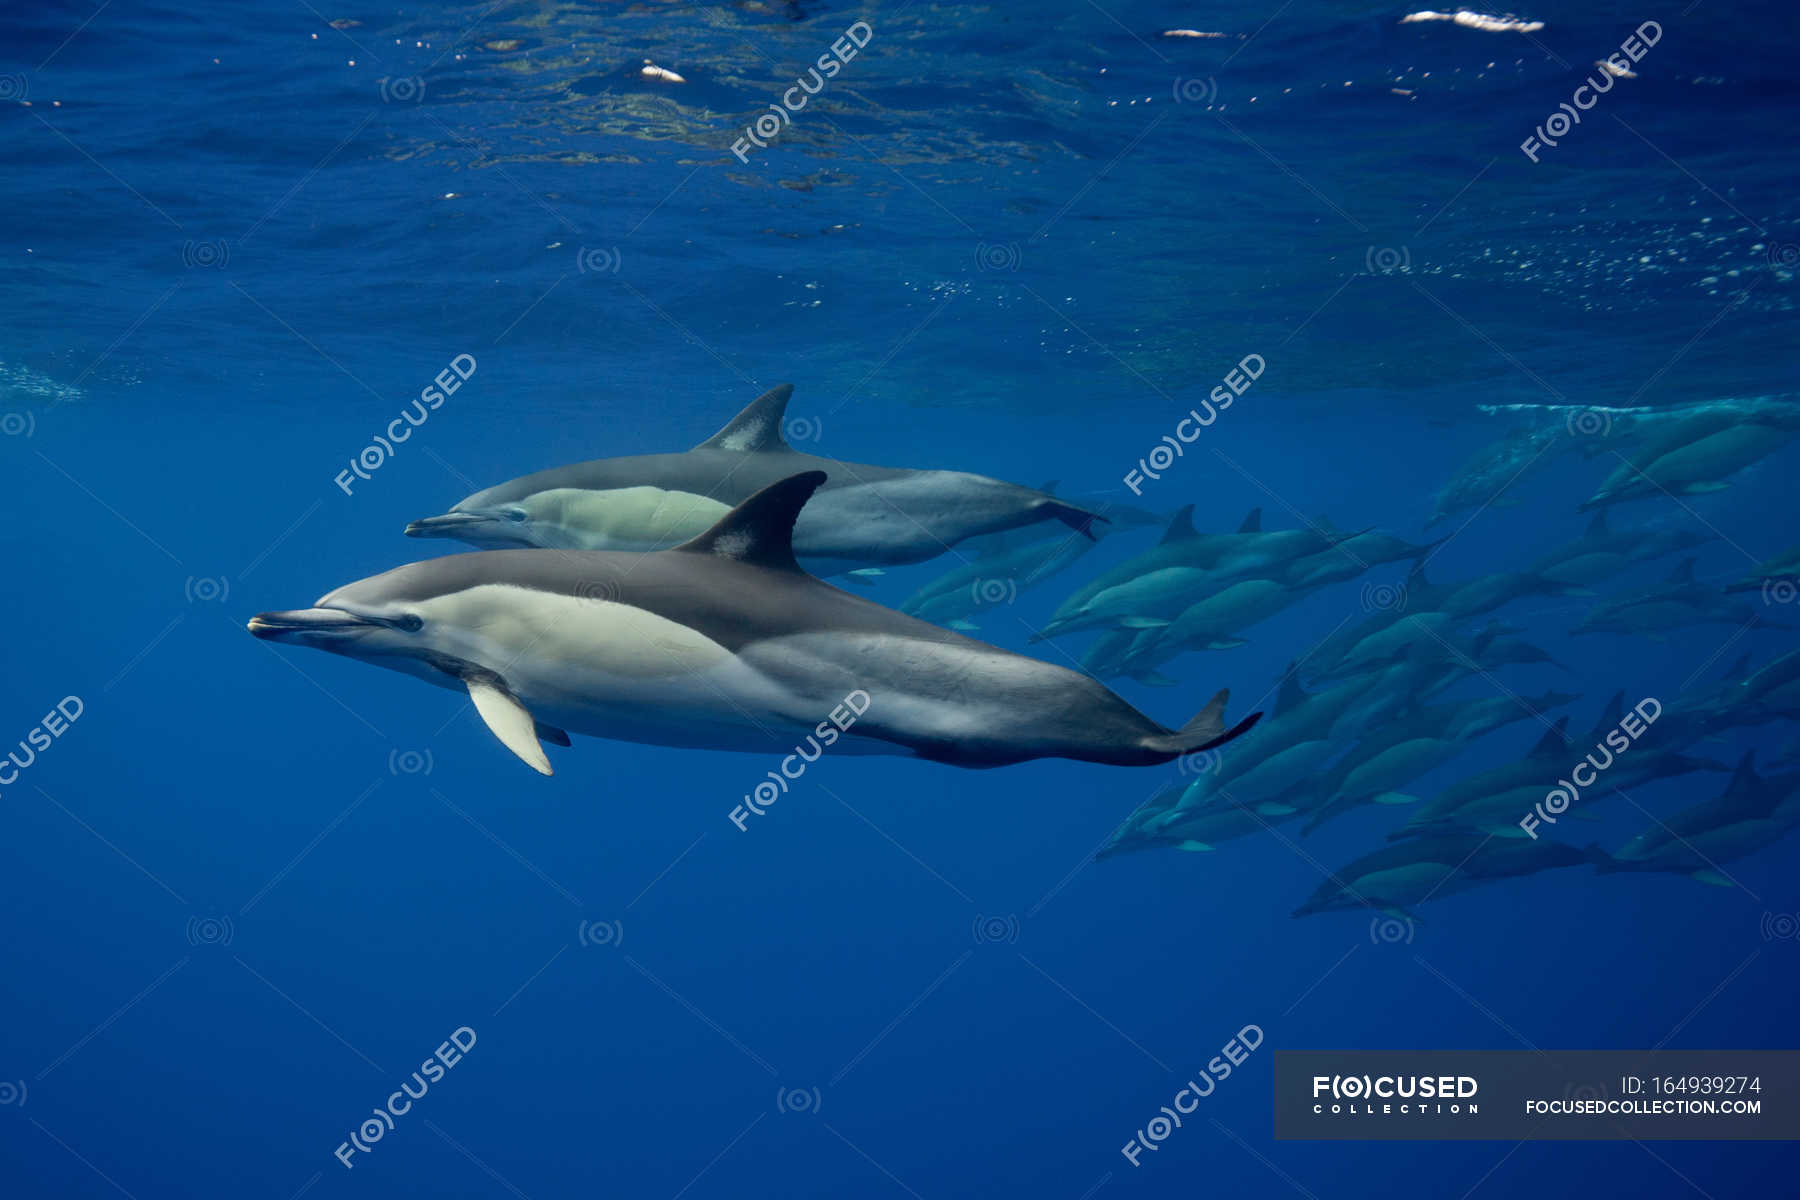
[405,512,489,538]
[247,608,375,641]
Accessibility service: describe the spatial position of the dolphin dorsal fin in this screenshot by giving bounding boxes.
[1275,663,1308,718]
[1667,557,1697,584]
[1039,480,1061,494]
[1727,750,1761,797]
[1159,505,1198,545]
[1727,652,1752,678]
[1531,716,1570,757]
[695,384,795,452]
[1584,509,1609,538]
[674,470,825,571]
[1587,691,1625,742]
[1237,507,1263,533]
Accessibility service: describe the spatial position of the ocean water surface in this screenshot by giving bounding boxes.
[3,2,1799,1197]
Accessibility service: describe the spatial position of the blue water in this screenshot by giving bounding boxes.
[4,1,1799,1196]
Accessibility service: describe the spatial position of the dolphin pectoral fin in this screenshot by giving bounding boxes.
[1118,617,1172,630]
[693,384,795,452]
[534,720,572,748]
[1175,840,1214,851]
[841,568,886,587]
[468,679,553,775]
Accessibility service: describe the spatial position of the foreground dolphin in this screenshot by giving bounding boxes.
[404,384,1103,573]
[252,473,1258,772]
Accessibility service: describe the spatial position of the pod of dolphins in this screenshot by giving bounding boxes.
[250,385,1800,921]
[1093,395,1800,920]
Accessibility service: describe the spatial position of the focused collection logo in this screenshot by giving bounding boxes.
[1310,1073,1480,1117]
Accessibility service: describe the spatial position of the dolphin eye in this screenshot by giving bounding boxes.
[396,614,424,632]
[504,509,528,524]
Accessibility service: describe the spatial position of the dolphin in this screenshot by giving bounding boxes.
[1138,666,1372,817]
[1110,791,1306,855]
[1653,651,1767,751]
[1393,717,1578,840]
[1293,693,1532,835]
[1601,752,1800,884]
[252,474,1258,773]
[1079,626,1178,686]
[899,531,1100,631]
[1739,649,1800,712]
[1095,785,1191,857]
[1580,412,1795,510]
[1437,569,1590,619]
[1725,543,1800,595]
[404,385,1104,573]
[1407,749,1725,841]
[1531,509,1711,587]
[1572,558,1775,637]
[1434,690,1579,744]
[1035,507,1361,640]
[1428,424,1572,528]
[1079,578,1300,681]
[1446,395,1800,523]
[1293,834,1601,918]
[1395,699,1729,841]
[1312,610,1460,681]
[898,485,1112,631]
[1302,564,1449,681]
[1257,522,1444,591]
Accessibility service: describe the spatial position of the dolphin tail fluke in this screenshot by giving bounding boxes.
[1145,689,1261,759]
[1047,499,1109,541]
